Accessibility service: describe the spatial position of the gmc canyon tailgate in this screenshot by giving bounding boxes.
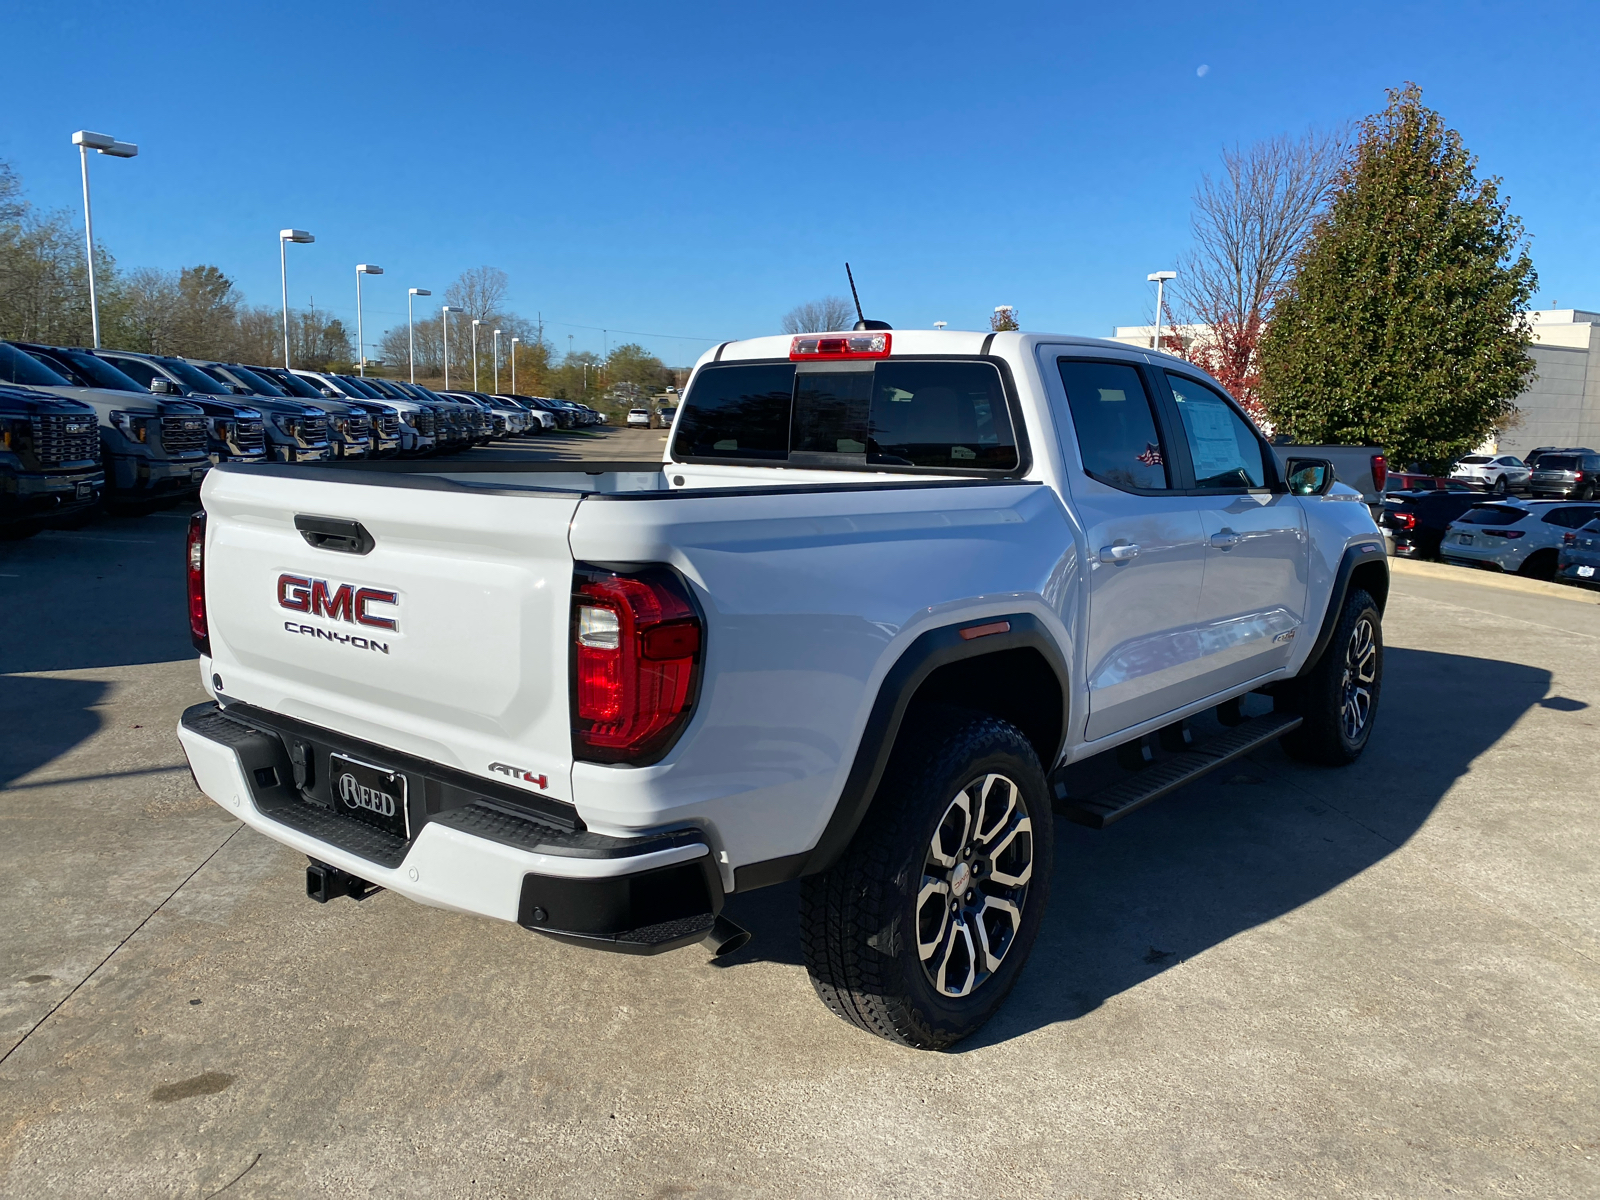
[200,468,584,805]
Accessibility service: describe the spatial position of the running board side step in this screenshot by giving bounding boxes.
[1053,712,1303,829]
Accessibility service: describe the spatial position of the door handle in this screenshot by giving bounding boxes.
[1210,532,1240,549]
[1099,543,1140,563]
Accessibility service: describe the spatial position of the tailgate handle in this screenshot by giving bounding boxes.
[295,515,375,555]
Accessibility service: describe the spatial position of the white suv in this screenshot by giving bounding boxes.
[626,407,650,427]
[1451,453,1530,494]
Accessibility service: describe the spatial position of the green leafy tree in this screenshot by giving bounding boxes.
[1258,84,1536,469]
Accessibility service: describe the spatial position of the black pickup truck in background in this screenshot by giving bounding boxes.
[0,383,104,537]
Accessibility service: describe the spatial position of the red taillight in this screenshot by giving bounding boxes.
[571,565,702,764]
[1576,471,1585,481]
[1392,512,1416,530]
[1371,454,1387,493]
[789,332,891,360]
[1565,532,1578,545]
[186,510,210,656]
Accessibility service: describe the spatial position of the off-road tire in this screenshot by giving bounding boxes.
[1279,588,1382,766]
[800,709,1053,1050]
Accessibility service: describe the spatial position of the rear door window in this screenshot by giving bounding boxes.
[1539,456,1580,471]
[1166,373,1267,490]
[1056,360,1169,490]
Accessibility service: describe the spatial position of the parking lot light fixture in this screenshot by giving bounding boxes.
[510,336,519,394]
[492,329,502,393]
[441,305,463,388]
[407,288,431,383]
[355,264,384,376]
[278,229,315,367]
[72,130,139,349]
[1147,270,1177,351]
[471,319,482,391]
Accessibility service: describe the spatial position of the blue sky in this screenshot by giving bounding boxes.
[4,1,1595,365]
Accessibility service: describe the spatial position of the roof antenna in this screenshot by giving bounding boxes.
[844,262,892,331]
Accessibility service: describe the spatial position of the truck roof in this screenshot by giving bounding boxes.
[699,329,1194,367]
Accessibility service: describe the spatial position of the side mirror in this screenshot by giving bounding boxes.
[1286,458,1336,496]
[321,387,339,398]
[149,378,179,395]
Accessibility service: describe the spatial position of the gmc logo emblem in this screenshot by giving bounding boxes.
[278,574,398,630]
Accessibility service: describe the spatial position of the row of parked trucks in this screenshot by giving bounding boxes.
[0,339,605,535]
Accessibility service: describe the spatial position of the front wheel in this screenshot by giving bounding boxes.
[1279,588,1383,765]
[800,710,1053,1050]
[1491,475,1507,495]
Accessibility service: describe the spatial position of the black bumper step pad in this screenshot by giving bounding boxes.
[1053,712,1302,829]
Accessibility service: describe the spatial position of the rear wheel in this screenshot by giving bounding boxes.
[1491,475,1507,495]
[1279,589,1382,766]
[800,710,1053,1050]
[1519,549,1558,581]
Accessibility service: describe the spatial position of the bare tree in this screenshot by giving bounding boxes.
[1175,128,1347,415]
[781,296,855,334]
[445,266,511,323]
[990,306,1019,332]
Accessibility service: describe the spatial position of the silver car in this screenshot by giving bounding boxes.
[1450,453,1529,494]
[1441,499,1600,578]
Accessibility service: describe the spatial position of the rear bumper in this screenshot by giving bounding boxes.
[177,702,722,952]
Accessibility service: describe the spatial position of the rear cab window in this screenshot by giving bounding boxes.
[1460,505,1527,527]
[671,359,1021,474]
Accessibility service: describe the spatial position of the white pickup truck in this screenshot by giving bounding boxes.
[177,328,1389,1049]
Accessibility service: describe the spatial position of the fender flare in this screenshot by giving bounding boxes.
[1299,542,1389,675]
[732,612,1070,891]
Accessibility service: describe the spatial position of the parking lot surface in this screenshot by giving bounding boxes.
[2,431,1597,1198]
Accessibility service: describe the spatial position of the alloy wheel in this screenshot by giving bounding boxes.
[918,773,1034,998]
[1340,617,1378,742]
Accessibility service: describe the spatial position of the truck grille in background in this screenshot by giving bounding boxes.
[492,415,506,436]
[161,416,208,455]
[300,416,328,443]
[380,413,399,437]
[234,419,266,456]
[414,411,435,437]
[30,414,99,466]
[343,414,370,441]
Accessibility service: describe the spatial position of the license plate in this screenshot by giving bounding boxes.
[329,753,409,838]
[191,465,209,482]
[1580,566,1596,578]
[75,481,93,500]
[1458,534,1473,545]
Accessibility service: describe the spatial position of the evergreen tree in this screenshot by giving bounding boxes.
[1258,84,1537,469]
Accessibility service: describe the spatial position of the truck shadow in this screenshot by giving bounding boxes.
[0,511,195,673]
[717,647,1552,1050]
[0,673,108,790]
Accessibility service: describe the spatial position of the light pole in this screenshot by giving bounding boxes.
[279,229,315,367]
[1147,271,1177,351]
[71,131,138,349]
[492,329,502,393]
[510,336,519,394]
[407,288,431,383]
[355,264,383,375]
[471,319,481,391]
[442,305,463,388]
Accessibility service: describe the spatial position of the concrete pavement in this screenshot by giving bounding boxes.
[2,434,1596,1197]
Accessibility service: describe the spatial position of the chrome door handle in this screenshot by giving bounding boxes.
[1099,543,1140,563]
[1210,532,1240,549]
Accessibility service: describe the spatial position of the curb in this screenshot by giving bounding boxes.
[1388,555,1600,606]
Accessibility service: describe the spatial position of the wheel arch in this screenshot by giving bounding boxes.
[732,613,1070,891]
[1299,543,1389,677]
